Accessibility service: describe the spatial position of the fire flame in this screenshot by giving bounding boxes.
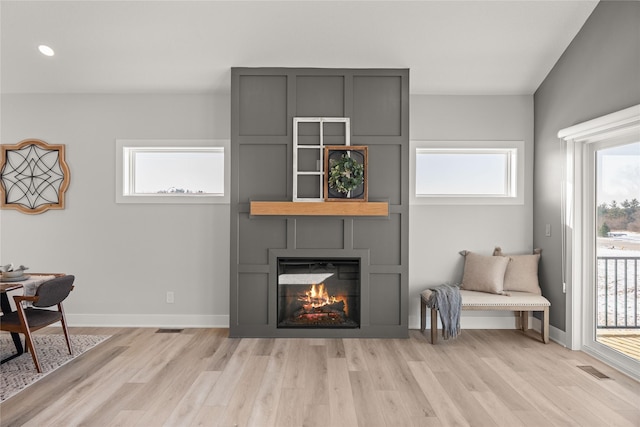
[299,283,348,314]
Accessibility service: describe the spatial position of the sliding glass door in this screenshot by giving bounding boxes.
[559,105,639,380]
[591,140,640,365]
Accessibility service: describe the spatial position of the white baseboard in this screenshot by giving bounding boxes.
[70,314,559,334]
[548,324,566,346]
[66,314,230,328]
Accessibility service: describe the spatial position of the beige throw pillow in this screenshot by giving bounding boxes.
[460,250,510,295]
[492,247,542,294]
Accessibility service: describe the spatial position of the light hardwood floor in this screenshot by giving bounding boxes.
[1,327,639,427]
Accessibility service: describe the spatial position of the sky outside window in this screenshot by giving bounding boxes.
[416,150,512,196]
[597,141,640,204]
[133,149,224,194]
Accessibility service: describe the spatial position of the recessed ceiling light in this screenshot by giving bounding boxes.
[38,45,55,57]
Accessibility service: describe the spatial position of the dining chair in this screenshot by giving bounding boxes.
[0,275,75,372]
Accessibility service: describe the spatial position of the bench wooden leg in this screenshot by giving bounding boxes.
[521,311,529,332]
[431,308,438,344]
[421,297,438,344]
[542,307,549,343]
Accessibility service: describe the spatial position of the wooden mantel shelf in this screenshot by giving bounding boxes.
[250,201,389,217]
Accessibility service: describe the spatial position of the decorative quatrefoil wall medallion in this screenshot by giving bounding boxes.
[0,139,70,214]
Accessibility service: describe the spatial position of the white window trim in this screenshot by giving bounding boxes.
[410,140,525,205]
[115,139,230,204]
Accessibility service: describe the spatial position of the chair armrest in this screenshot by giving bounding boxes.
[13,295,38,304]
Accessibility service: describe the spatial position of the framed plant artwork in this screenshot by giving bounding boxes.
[324,146,368,202]
[0,139,70,214]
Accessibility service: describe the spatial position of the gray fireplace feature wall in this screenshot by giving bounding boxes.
[230,68,409,338]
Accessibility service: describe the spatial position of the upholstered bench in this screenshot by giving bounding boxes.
[420,288,550,344]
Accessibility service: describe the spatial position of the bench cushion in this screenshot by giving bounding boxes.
[458,290,549,307]
[421,289,550,308]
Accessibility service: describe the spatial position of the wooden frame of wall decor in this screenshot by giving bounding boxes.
[0,139,70,214]
[324,145,368,202]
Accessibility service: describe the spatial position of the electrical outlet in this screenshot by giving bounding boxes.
[562,283,566,294]
[545,224,551,237]
[166,291,175,304]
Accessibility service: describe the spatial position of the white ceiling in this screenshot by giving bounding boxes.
[0,0,599,95]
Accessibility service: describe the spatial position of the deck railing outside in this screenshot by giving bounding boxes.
[597,256,640,329]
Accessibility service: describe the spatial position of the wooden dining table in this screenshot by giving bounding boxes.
[0,273,64,363]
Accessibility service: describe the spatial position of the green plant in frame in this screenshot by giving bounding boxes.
[328,153,364,194]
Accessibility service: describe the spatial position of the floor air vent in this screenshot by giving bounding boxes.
[156,329,184,334]
[577,365,610,379]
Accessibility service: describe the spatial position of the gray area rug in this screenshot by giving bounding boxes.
[0,333,111,402]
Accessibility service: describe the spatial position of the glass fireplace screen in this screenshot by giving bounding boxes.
[277,258,360,328]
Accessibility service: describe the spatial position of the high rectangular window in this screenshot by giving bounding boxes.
[416,149,515,196]
[128,148,223,195]
[411,141,524,205]
[116,140,229,204]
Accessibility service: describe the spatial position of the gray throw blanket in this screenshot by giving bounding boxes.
[425,283,461,339]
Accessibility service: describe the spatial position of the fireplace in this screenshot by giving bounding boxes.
[230,68,409,338]
[277,258,360,328]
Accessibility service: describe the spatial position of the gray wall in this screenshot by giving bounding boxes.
[534,1,640,331]
[230,68,410,338]
[2,91,532,329]
[409,95,534,328]
[0,93,231,326]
